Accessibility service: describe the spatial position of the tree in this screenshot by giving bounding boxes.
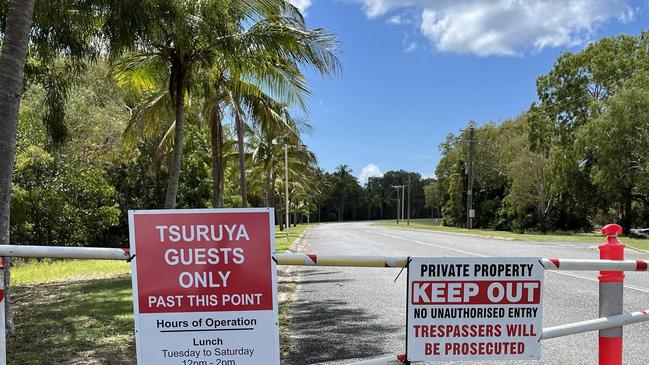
[580,73,649,231]
[11,146,120,247]
[533,34,646,230]
[424,180,443,218]
[331,165,359,221]
[113,1,338,209]
[107,0,263,208]
[0,0,37,334]
[506,150,553,231]
[208,7,339,207]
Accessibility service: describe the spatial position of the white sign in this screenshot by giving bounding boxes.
[407,257,544,362]
[469,209,475,218]
[129,208,279,365]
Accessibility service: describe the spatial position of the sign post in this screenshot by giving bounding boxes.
[406,257,544,362]
[129,208,279,365]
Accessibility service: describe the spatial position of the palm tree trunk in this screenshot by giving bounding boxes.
[0,0,37,335]
[264,168,272,207]
[234,107,248,207]
[164,63,186,209]
[210,106,224,207]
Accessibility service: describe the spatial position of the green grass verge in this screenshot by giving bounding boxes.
[274,224,309,252]
[11,259,131,285]
[7,225,308,363]
[376,219,649,252]
[9,276,135,364]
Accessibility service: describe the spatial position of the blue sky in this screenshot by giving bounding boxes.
[294,0,649,184]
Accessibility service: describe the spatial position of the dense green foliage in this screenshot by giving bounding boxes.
[430,33,649,232]
[313,167,433,222]
[7,0,338,246]
[6,4,649,248]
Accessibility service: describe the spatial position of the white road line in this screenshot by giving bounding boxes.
[368,229,649,294]
[370,231,486,257]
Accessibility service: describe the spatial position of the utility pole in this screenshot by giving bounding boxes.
[285,144,289,239]
[394,186,400,224]
[407,175,411,226]
[401,185,405,224]
[394,185,403,224]
[467,126,475,229]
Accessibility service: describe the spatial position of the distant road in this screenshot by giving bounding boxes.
[281,222,649,365]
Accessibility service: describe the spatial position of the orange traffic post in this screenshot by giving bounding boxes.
[598,223,624,365]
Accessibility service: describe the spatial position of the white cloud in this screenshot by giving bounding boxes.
[404,41,418,52]
[356,0,634,56]
[359,163,384,185]
[387,15,404,24]
[289,0,313,13]
[617,6,636,23]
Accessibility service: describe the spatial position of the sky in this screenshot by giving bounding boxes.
[289,0,649,185]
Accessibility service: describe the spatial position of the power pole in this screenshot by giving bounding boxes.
[407,175,411,226]
[467,126,475,229]
[401,185,405,224]
[394,186,400,224]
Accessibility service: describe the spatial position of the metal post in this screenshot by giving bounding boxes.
[284,144,289,240]
[467,126,474,229]
[407,176,411,226]
[401,185,406,222]
[598,223,624,365]
[394,186,401,224]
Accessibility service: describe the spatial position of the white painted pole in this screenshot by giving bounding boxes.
[541,258,648,272]
[0,245,130,260]
[0,247,645,272]
[273,253,649,271]
[274,253,408,267]
[542,310,649,340]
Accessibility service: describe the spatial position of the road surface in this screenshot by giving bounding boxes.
[280,222,649,365]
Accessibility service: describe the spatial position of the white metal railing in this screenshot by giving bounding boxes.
[0,246,647,272]
[541,309,649,340]
[0,245,130,260]
[349,310,649,365]
[0,245,648,365]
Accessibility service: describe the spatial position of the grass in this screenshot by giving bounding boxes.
[376,219,649,251]
[274,224,309,252]
[9,277,134,364]
[7,224,308,364]
[11,259,131,285]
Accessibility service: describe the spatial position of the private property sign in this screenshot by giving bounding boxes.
[129,208,279,365]
[406,257,544,362]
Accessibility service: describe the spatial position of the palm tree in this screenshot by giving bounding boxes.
[332,164,357,221]
[0,0,37,334]
[107,0,281,208]
[113,1,338,209]
[204,6,339,207]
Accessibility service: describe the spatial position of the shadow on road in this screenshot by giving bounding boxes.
[282,270,402,364]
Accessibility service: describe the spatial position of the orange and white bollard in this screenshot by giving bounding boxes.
[598,223,624,365]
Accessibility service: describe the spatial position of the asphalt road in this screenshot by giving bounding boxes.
[280,222,649,365]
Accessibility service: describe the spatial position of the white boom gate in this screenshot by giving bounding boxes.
[0,225,647,364]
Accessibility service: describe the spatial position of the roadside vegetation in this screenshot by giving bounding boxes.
[3,4,648,263]
[377,219,649,252]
